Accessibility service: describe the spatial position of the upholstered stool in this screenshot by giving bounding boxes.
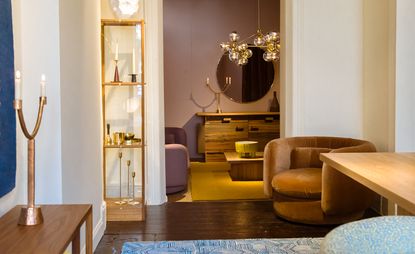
[320,216,415,253]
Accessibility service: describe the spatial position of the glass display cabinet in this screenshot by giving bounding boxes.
[101,20,145,221]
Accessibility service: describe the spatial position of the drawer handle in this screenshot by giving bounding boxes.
[250,127,259,131]
[235,127,244,132]
[222,118,232,123]
[265,117,274,123]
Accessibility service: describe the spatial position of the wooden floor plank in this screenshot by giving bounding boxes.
[95,201,378,253]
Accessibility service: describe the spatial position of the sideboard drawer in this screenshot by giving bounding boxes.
[205,121,248,140]
[196,112,280,162]
[248,120,279,133]
[205,121,248,152]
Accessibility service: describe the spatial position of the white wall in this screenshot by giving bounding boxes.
[0,0,63,216]
[59,0,105,249]
[287,0,364,138]
[19,0,63,205]
[395,0,415,152]
[144,0,167,205]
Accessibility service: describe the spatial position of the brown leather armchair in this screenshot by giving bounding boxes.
[263,136,376,225]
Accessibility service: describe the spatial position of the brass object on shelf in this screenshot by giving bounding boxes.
[105,124,112,145]
[115,152,125,205]
[129,171,139,205]
[14,97,47,226]
[123,160,133,202]
[113,132,125,145]
[125,133,135,145]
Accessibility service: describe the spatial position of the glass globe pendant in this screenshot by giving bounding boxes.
[254,30,265,46]
[109,0,139,19]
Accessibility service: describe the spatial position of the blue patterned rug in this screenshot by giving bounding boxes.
[121,238,323,254]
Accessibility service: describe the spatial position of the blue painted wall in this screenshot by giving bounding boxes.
[0,0,16,198]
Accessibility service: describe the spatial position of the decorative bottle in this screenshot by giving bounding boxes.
[105,123,112,145]
[269,91,280,112]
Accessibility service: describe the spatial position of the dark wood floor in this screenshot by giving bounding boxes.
[94,200,378,253]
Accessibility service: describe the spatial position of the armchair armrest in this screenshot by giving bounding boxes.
[263,139,292,197]
[165,144,190,188]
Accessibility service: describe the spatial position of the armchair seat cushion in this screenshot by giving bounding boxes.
[272,168,322,199]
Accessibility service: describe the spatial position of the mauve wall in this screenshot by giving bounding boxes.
[164,0,280,159]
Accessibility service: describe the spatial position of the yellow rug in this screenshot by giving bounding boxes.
[190,162,269,201]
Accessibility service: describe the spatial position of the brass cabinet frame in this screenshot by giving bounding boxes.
[101,19,146,221]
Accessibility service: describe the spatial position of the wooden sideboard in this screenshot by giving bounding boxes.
[197,112,280,162]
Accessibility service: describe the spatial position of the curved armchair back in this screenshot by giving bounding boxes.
[263,136,376,197]
[165,127,187,146]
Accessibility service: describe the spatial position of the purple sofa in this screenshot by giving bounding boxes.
[165,127,190,194]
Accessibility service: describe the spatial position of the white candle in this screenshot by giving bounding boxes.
[40,74,46,97]
[115,42,119,61]
[206,77,209,84]
[132,47,136,73]
[15,70,22,100]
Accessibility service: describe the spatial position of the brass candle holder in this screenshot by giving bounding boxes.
[13,96,47,226]
[123,160,132,202]
[206,77,231,113]
[115,151,125,205]
[129,171,139,205]
[113,60,120,83]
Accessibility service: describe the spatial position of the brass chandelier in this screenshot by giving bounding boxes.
[219,0,280,66]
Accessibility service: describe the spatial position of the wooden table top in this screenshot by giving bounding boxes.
[224,152,264,162]
[320,152,415,214]
[0,204,92,254]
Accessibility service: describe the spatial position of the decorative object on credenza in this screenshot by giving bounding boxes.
[219,0,280,66]
[269,91,280,112]
[115,151,125,205]
[129,171,139,205]
[235,141,258,158]
[13,71,47,226]
[205,77,231,113]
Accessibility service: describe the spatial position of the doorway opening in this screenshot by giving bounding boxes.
[163,0,281,202]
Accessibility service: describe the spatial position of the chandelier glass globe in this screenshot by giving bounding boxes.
[110,0,139,19]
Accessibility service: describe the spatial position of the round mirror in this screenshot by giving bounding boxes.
[216,47,275,103]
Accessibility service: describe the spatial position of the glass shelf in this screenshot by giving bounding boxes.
[104,143,142,149]
[102,82,145,87]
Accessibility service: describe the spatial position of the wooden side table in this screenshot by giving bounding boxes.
[0,204,92,254]
[224,152,264,181]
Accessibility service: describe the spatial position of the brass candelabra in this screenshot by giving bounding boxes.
[13,96,47,226]
[206,78,230,113]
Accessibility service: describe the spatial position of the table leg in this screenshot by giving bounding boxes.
[72,228,80,254]
[86,209,93,254]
